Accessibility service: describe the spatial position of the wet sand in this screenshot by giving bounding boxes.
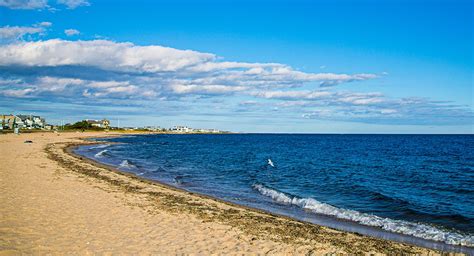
[0,131,447,254]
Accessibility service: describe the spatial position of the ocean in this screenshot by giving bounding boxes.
[74,134,474,253]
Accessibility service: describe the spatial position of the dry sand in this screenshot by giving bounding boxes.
[0,131,442,254]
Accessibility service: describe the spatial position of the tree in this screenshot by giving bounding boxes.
[66,120,92,130]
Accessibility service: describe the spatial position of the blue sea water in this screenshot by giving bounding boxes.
[75,134,474,252]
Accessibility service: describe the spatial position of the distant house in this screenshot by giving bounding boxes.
[1,115,14,129]
[172,126,193,133]
[85,119,110,129]
[193,128,222,133]
[1,114,47,130]
[17,115,46,129]
[144,126,162,131]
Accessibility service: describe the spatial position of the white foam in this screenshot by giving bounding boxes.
[90,144,110,150]
[119,160,137,169]
[253,184,474,247]
[94,149,108,158]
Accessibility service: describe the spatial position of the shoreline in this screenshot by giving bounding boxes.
[58,138,428,254]
[70,135,474,254]
[59,134,435,254]
[0,132,460,254]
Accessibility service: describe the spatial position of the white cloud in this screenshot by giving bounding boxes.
[0,0,89,9]
[0,39,377,94]
[0,26,42,41]
[0,78,22,85]
[0,0,47,9]
[169,84,248,95]
[0,88,35,97]
[87,81,129,88]
[239,100,260,106]
[0,39,215,72]
[301,106,402,122]
[36,76,84,92]
[319,73,377,87]
[338,93,384,105]
[64,28,80,36]
[57,0,89,9]
[0,38,470,126]
[38,21,52,27]
[380,109,398,114]
[250,90,332,100]
[251,90,388,109]
[0,22,51,42]
[1,76,159,99]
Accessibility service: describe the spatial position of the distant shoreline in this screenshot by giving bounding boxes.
[2,129,472,136]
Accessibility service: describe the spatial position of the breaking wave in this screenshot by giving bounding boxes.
[90,144,110,150]
[253,184,474,247]
[94,149,109,158]
[119,160,137,169]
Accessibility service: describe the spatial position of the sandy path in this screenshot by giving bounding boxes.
[0,132,437,254]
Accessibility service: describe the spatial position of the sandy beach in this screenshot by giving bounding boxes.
[0,131,444,254]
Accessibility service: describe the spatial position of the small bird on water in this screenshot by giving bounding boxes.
[267,159,275,167]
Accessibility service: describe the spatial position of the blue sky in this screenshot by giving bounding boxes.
[0,0,472,133]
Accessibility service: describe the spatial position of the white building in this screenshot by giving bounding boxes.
[1,114,46,129]
[193,128,222,133]
[144,126,162,131]
[172,126,193,133]
[85,119,110,129]
[18,115,46,129]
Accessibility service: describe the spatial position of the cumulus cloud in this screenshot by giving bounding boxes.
[57,0,89,9]
[0,38,378,105]
[0,39,377,91]
[0,22,50,42]
[0,39,216,72]
[0,0,89,9]
[0,76,157,99]
[0,26,42,40]
[0,0,47,9]
[64,28,80,36]
[1,88,36,97]
[0,38,470,126]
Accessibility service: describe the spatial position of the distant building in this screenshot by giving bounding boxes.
[85,119,110,129]
[194,128,222,133]
[144,126,162,131]
[1,115,18,129]
[1,114,46,130]
[169,126,223,133]
[17,115,46,129]
[172,126,193,133]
